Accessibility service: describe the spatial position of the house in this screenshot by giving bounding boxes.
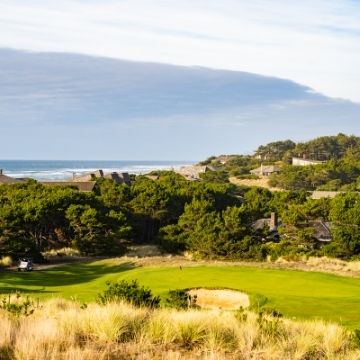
[175,165,214,180]
[292,157,325,166]
[252,212,332,242]
[250,165,281,177]
[104,172,131,185]
[252,212,280,241]
[216,155,236,165]
[310,191,340,200]
[40,181,97,192]
[252,212,279,232]
[72,169,131,185]
[72,170,104,182]
[0,169,23,184]
[308,221,332,242]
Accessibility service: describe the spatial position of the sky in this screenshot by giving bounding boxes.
[1,48,360,160]
[1,0,360,102]
[0,1,360,160]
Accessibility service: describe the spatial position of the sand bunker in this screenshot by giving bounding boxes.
[188,288,250,310]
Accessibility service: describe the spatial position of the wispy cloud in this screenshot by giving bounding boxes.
[0,49,359,160]
[0,0,359,101]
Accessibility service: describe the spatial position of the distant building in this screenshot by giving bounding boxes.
[250,165,281,177]
[216,155,236,165]
[72,169,131,185]
[252,212,280,241]
[0,169,23,184]
[252,212,332,242]
[175,165,214,180]
[292,157,325,166]
[104,172,131,185]
[308,221,332,242]
[310,191,340,199]
[72,170,104,182]
[255,154,272,161]
[252,212,279,232]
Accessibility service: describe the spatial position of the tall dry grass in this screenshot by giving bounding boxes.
[42,248,82,262]
[274,256,360,277]
[305,256,360,273]
[0,299,360,360]
[0,256,13,268]
[0,298,359,359]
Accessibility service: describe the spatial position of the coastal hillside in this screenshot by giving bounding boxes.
[1,137,360,263]
[196,133,360,191]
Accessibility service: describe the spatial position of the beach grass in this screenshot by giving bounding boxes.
[1,299,359,359]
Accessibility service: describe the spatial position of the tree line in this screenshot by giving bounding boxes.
[1,172,360,261]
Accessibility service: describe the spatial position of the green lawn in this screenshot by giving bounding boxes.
[1,259,360,328]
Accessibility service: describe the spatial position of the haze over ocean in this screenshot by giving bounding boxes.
[0,160,193,181]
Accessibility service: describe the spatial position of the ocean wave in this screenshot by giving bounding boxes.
[1,161,193,181]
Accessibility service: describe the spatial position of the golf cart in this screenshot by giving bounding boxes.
[17,258,33,272]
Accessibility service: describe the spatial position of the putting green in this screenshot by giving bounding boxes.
[1,259,360,328]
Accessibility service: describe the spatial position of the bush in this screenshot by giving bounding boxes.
[249,294,268,311]
[353,329,360,346]
[97,280,160,308]
[0,293,37,317]
[165,289,198,309]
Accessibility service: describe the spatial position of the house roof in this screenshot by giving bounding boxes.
[119,172,131,185]
[252,218,280,231]
[310,191,340,199]
[40,181,97,192]
[72,169,131,185]
[252,217,332,242]
[292,157,325,165]
[252,218,272,231]
[176,165,211,180]
[250,165,281,174]
[0,174,23,184]
[103,172,131,185]
[309,221,332,241]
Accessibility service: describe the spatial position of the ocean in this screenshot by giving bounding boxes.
[0,160,193,181]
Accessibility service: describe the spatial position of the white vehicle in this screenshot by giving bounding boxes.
[17,258,33,272]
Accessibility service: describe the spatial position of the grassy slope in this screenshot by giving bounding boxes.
[1,259,360,328]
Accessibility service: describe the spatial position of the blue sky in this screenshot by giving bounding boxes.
[1,0,360,101]
[0,49,359,160]
[0,1,360,160]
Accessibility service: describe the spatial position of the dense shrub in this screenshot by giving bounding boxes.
[165,289,198,309]
[97,280,160,308]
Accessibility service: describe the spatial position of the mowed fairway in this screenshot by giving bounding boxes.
[1,259,360,328]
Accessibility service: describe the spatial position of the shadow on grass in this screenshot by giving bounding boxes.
[0,261,137,294]
[0,287,53,295]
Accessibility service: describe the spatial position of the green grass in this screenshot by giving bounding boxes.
[1,259,360,328]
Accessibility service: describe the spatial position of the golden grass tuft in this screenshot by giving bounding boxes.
[0,256,13,267]
[0,299,358,359]
[42,247,81,259]
[306,256,360,274]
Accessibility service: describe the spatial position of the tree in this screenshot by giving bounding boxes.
[66,204,128,255]
[327,193,360,257]
[243,187,272,220]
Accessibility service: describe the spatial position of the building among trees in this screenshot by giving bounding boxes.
[250,165,281,177]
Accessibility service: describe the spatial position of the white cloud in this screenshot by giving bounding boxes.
[0,0,360,101]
